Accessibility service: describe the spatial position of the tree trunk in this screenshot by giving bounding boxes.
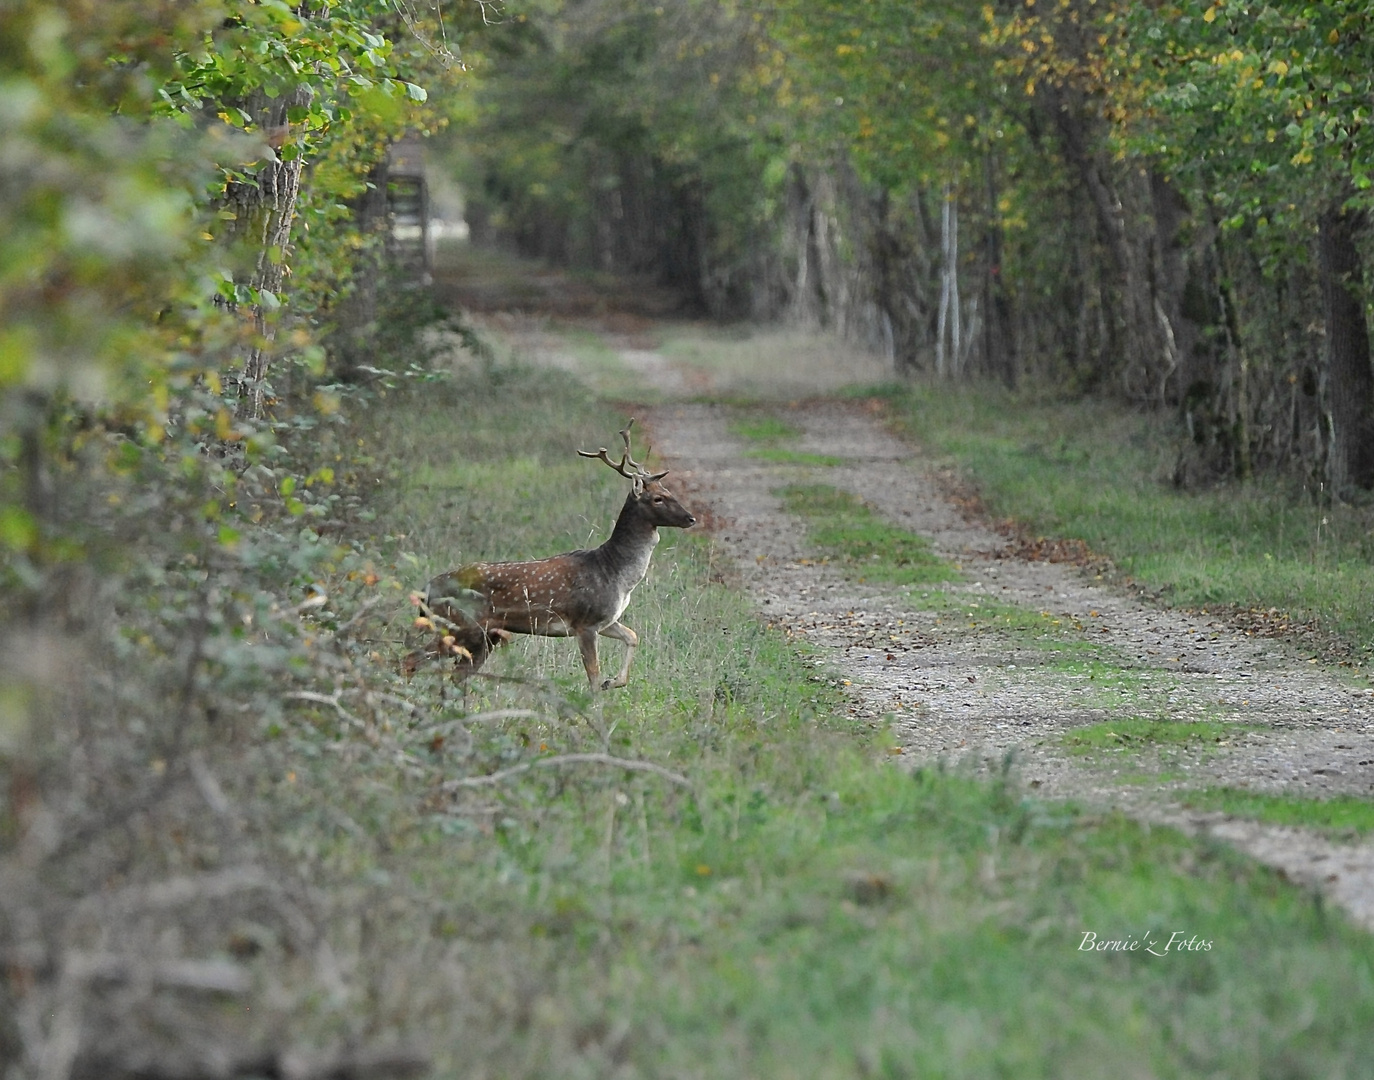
[981,154,1017,386]
[1214,237,1252,481]
[1317,203,1374,493]
[937,186,959,377]
[1041,86,1181,402]
[1150,172,1197,397]
[222,86,312,417]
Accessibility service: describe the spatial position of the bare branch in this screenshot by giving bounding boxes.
[441,752,691,791]
[416,708,542,740]
[64,951,253,994]
[82,866,274,915]
[187,751,233,817]
[332,594,386,637]
[280,1042,431,1080]
[284,689,363,728]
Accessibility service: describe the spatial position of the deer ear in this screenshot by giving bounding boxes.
[647,470,669,481]
[632,476,645,496]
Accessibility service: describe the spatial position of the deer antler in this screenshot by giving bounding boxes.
[579,418,664,488]
[577,445,636,479]
[618,419,644,474]
[579,418,671,490]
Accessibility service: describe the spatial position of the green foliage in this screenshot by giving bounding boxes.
[0,0,480,570]
[0,1,216,412]
[448,0,797,300]
[0,6,486,1058]
[1124,1,1374,221]
[766,0,996,189]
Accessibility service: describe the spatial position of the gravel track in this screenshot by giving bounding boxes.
[643,398,1374,930]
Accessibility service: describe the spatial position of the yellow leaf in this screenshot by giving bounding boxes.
[215,408,241,442]
[1328,29,1340,44]
[0,507,38,551]
[1203,6,1216,22]
[0,326,35,386]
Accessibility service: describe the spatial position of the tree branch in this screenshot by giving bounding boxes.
[441,752,691,791]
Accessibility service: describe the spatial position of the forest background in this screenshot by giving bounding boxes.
[5,0,1374,1075]
[460,0,1374,496]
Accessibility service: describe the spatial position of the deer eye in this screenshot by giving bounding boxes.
[652,495,664,503]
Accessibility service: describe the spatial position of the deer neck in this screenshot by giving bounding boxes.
[599,498,660,580]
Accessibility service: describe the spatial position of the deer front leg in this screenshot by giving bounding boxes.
[597,622,639,689]
[577,627,604,690]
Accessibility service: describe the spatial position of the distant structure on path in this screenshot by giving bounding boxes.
[384,135,431,282]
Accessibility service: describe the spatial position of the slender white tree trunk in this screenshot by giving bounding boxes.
[949,195,961,375]
[937,189,951,376]
[937,186,961,377]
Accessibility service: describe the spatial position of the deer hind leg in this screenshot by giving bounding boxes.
[403,626,512,679]
[597,622,639,690]
[451,626,514,677]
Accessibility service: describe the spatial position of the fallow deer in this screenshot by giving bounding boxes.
[407,420,695,690]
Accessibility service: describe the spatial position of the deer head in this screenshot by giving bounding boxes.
[579,419,694,528]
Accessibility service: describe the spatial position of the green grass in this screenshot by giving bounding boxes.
[780,483,961,585]
[729,412,843,466]
[257,361,1374,1077]
[1062,718,1255,755]
[731,415,801,442]
[746,446,844,466]
[884,383,1374,660]
[1182,788,1374,835]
